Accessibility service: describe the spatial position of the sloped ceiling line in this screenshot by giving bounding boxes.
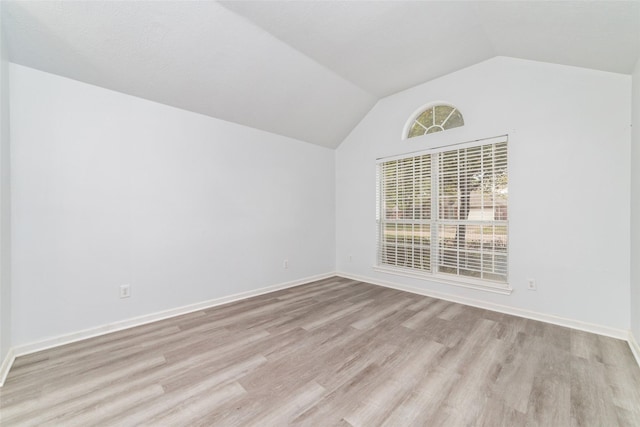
[3,1,639,148]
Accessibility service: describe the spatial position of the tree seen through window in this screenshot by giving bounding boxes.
[407,105,464,138]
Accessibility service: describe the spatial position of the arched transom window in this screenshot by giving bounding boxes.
[407,104,464,138]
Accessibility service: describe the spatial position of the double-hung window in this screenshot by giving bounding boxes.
[376,136,509,293]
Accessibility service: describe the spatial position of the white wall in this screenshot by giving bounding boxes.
[6,56,636,351]
[631,58,640,343]
[10,64,335,346]
[0,3,12,366]
[336,57,631,331]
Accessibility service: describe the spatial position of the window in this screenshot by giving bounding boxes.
[376,136,509,292]
[407,104,464,138]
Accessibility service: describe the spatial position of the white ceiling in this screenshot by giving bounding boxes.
[3,1,639,148]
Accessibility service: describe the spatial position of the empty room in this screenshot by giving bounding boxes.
[1,1,640,425]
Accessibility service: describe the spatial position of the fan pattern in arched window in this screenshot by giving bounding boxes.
[407,105,464,138]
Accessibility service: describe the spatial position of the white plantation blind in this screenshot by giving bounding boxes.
[436,141,508,282]
[379,153,432,271]
[377,136,508,289]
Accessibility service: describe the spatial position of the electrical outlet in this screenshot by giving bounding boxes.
[119,284,131,298]
[527,279,537,291]
[283,259,289,269]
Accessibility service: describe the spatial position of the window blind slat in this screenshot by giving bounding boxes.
[378,137,508,285]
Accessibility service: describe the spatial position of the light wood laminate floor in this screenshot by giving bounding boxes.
[1,277,639,426]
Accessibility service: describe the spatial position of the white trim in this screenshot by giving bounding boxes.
[7,272,335,363]
[378,134,508,163]
[2,271,636,386]
[337,271,628,340]
[372,266,512,295]
[629,331,640,368]
[0,347,16,387]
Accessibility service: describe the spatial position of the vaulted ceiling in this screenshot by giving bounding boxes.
[3,1,639,148]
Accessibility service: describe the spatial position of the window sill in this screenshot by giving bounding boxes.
[372,265,513,295]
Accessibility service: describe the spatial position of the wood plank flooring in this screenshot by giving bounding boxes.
[1,276,639,426]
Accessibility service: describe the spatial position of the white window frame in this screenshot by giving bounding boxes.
[402,102,464,140]
[374,135,511,295]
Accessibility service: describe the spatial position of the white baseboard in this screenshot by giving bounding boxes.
[0,347,15,387]
[336,271,629,341]
[3,270,637,386]
[1,272,335,383]
[629,331,640,368]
